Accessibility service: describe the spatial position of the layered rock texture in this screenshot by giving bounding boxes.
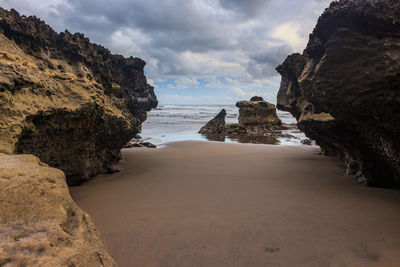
[236,97,282,127]
[124,135,157,148]
[0,8,157,185]
[0,8,157,265]
[0,153,116,266]
[276,0,400,187]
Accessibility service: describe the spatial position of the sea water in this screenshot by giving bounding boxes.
[140,105,309,146]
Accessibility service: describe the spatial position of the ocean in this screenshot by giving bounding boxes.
[140,105,310,146]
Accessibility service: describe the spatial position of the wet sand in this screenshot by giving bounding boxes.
[70,141,400,266]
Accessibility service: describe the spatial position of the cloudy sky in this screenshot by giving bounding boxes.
[1,0,332,104]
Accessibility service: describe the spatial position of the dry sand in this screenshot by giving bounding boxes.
[70,141,400,266]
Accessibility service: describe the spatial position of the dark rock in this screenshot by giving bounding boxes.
[142,142,157,148]
[199,110,282,145]
[202,134,226,142]
[132,134,142,141]
[199,109,226,135]
[199,98,294,145]
[301,139,312,146]
[227,133,279,145]
[276,53,306,118]
[276,0,400,188]
[123,135,157,149]
[123,143,143,148]
[124,134,144,146]
[225,124,248,135]
[236,99,282,127]
[0,8,157,185]
[250,96,264,101]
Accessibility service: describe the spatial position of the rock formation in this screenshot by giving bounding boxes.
[199,109,226,135]
[0,8,158,265]
[199,98,287,144]
[0,153,116,266]
[250,96,264,101]
[236,97,282,127]
[124,135,157,148]
[276,0,400,187]
[0,8,157,185]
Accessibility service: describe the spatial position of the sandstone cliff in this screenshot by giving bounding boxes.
[0,153,116,266]
[276,0,400,187]
[0,8,157,185]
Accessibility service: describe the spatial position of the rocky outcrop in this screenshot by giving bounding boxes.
[276,0,400,187]
[199,109,226,135]
[199,98,289,145]
[124,135,157,148]
[236,97,282,127]
[0,153,116,266]
[198,109,227,142]
[225,123,279,145]
[0,8,157,185]
[276,54,306,118]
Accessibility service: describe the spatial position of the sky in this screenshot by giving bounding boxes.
[0,0,332,104]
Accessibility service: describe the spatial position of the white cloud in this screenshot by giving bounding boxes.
[271,22,307,52]
[167,77,200,89]
[110,29,147,57]
[1,0,333,104]
[147,78,155,86]
[228,88,277,103]
[230,88,247,97]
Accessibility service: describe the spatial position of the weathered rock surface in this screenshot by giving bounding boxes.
[250,96,264,101]
[123,135,157,148]
[225,123,279,145]
[301,139,313,146]
[276,0,400,187]
[199,99,289,145]
[0,8,157,185]
[236,97,282,127]
[0,153,116,266]
[199,109,226,135]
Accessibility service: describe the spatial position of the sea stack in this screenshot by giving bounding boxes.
[236,96,282,127]
[276,0,400,187]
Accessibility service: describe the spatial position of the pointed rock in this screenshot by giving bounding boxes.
[199,109,226,135]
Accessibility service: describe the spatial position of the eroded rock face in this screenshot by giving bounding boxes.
[199,109,226,135]
[124,135,157,148]
[0,153,116,266]
[276,0,400,187]
[199,100,286,145]
[236,97,282,127]
[0,8,157,185]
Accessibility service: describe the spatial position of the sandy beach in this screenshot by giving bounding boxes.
[70,141,400,266]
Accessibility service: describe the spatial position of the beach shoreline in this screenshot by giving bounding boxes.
[71,141,400,266]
